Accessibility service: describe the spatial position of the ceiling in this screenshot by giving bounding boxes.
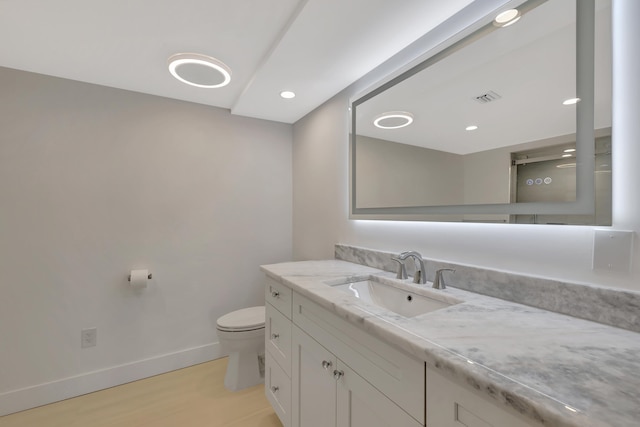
[356,0,612,155]
[0,0,475,124]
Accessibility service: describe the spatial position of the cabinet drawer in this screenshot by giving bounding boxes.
[266,302,292,376]
[265,277,292,319]
[266,351,291,427]
[293,292,424,424]
[426,366,541,427]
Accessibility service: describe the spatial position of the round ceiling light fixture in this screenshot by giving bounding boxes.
[373,111,414,129]
[280,91,296,99]
[494,9,521,27]
[557,163,577,169]
[466,125,479,131]
[562,97,581,105]
[168,53,232,88]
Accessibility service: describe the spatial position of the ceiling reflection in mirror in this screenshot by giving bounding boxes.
[351,0,611,225]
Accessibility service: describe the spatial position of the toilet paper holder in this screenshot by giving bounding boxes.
[128,272,152,281]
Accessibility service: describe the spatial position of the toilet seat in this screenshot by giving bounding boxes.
[216,306,265,332]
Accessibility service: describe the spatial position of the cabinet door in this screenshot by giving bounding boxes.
[292,326,337,427]
[336,361,423,427]
[426,367,541,427]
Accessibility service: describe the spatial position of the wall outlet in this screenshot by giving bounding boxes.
[593,229,634,273]
[81,328,97,348]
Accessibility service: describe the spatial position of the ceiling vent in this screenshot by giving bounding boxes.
[473,90,502,104]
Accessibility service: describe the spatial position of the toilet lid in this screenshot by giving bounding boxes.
[217,306,265,331]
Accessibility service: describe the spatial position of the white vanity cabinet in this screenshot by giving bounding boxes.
[426,367,542,427]
[264,277,425,427]
[292,325,421,427]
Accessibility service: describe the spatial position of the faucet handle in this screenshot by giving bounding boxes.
[391,257,408,280]
[433,268,455,289]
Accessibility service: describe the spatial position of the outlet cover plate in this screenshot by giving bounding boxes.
[592,229,634,272]
[81,328,97,348]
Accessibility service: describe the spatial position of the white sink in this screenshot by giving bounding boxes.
[331,277,460,318]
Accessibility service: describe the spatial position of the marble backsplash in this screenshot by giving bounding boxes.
[335,244,640,333]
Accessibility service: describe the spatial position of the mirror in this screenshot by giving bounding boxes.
[350,0,611,224]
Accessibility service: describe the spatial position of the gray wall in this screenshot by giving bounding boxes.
[355,135,463,207]
[0,67,292,413]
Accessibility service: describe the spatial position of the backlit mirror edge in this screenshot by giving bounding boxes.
[349,0,601,224]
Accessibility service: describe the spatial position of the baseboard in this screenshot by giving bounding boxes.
[0,342,222,416]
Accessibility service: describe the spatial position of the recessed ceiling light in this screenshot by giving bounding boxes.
[564,148,576,153]
[466,125,478,131]
[168,53,232,88]
[494,9,521,27]
[280,91,296,99]
[562,154,573,158]
[557,163,577,168]
[373,112,414,129]
[562,97,581,105]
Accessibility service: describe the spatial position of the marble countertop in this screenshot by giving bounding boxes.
[261,260,640,427]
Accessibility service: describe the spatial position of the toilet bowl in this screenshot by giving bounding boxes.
[216,306,265,391]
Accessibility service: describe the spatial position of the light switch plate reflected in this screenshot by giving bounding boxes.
[592,230,634,272]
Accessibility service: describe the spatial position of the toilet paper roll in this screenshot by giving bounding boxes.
[129,269,149,288]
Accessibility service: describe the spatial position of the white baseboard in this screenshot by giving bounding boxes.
[0,342,222,417]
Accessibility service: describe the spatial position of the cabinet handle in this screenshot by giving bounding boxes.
[333,369,344,380]
[271,386,279,393]
[271,291,280,298]
[322,360,332,370]
[271,333,280,339]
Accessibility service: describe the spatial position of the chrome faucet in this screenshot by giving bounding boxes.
[393,251,427,284]
[433,268,455,289]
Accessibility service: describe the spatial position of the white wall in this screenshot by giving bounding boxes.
[0,67,292,413]
[292,0,640,291]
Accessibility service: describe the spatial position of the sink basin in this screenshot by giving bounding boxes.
[331,277,460,318]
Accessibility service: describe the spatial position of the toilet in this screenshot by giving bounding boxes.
[216,306,265,391]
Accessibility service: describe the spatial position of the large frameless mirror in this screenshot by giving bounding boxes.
[350,0,611,225]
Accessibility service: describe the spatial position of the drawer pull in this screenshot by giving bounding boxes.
[271,385,279,393]
[271,291,280,298]
[322,360,332,370]
[271,333,280,339]
[333,369,344,380]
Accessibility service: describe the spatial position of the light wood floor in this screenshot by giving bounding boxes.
[0,358,282,427]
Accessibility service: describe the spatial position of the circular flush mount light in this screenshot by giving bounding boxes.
[168,53,232,88]
[557,163,577,169]
[280,91,296,99]
[373,112,414,129]
[564,148,576,153]
[562,97,581,105]
[466,125,478,131]
[494,9,521,27]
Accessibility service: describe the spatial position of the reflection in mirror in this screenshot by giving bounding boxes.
[351,0,611,225]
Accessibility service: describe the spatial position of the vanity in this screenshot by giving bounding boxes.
[265,274,423,427]
[260,0,629,424]
[261,251,640,427]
